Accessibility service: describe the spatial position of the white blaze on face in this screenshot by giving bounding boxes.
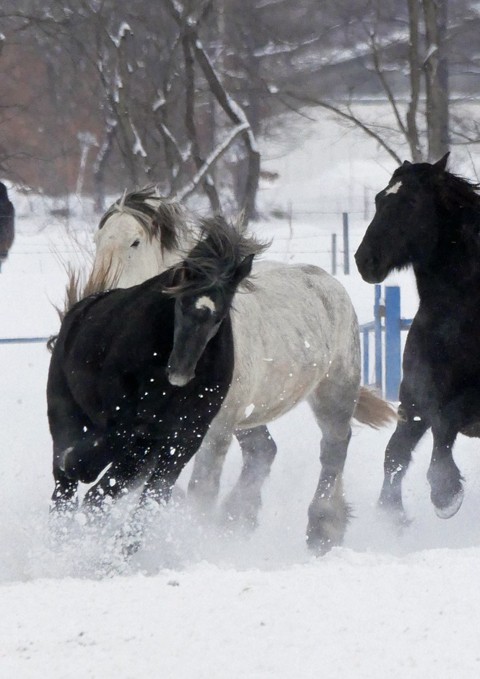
[385,180,402,196]
[195,296,216,313]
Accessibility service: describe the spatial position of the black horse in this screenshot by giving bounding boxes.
[48,217,263,535]
[355,153,480,521]
[0,182,14,263]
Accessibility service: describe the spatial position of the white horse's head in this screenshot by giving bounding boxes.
[89,187,197,290]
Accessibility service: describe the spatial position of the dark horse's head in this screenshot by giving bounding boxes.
[355,154,455,283]
[165,216,268,387]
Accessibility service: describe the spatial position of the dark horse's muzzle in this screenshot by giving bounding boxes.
[354,240,387,284]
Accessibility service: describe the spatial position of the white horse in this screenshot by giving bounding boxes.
[89,189,395,551]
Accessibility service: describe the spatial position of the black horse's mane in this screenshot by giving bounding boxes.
[99,185,191,252]
[395,162,480,213]
[439,171,480,213]
[166,216,270,298]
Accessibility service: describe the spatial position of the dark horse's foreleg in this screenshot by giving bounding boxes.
[427,422,463,518]
[115,436,206,555]
[81,435,157,512]
[426,389,480,518]
[48,375,93,514]
[378,413,428,521]
[221,425,277,531]
[60,435,112,484]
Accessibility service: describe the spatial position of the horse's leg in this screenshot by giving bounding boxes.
[187,420,234,513]
[48,374,91,514]
[426,388,480,517]
[378,413,428,520]
[220,425,277,531]
[306,381,356,555]
[120,440,201,555]
[427,422,463,518]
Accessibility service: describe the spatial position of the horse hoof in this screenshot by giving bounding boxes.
[377,499,411,528]
[433,487,464,519]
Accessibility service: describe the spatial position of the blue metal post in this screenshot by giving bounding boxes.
[374,284,382,390]
[385,286,401,400]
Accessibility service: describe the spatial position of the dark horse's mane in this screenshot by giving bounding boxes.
[99,185,190,252]
[165,216,270,298]
[395,162,480,215]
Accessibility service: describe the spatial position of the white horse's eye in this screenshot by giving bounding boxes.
[131,239,140,248]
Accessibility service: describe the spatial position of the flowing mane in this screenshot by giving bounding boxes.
[166,216,269,298]
[99,185,194,252]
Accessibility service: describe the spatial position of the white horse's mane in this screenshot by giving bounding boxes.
[100,185,197,251]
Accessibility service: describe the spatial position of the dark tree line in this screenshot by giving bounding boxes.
[0,0,478,220]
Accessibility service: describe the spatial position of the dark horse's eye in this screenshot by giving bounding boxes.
[131,239,140,248]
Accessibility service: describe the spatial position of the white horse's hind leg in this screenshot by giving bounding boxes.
[306,381,357,554]
[221,425,277,531]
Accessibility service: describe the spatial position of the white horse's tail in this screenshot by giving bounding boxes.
[354,387,397,429]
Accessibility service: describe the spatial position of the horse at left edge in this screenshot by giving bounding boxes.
[0,182,15,267]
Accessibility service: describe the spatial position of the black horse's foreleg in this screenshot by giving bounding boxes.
[81,436,156,513]
[60,435,112,484]
[117,438,205,556]
[426,389,480,518]
[51,464,78,514]
[378,415,428,520]
[221,425,277,531]
[427,429,463,519]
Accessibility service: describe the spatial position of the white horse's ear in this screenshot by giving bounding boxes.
[433,152,450,172]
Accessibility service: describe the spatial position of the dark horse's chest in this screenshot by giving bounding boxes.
[403,297,480,431]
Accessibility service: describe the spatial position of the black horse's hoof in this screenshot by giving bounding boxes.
[432,486,464,519]
[377,498,412,529]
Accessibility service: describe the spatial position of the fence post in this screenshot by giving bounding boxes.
[331,233,337,275]
[342,212,350,274]
[385,286,401,401]
[374,284,382,390]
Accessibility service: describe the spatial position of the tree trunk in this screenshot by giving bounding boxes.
[423,0,449,160]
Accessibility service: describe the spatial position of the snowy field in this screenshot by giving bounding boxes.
[2,111,480,678]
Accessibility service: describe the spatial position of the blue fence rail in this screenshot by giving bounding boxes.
[0,337,50,345]
[360,285,412,401]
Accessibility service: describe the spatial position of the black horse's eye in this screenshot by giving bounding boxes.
[131,239,140,248]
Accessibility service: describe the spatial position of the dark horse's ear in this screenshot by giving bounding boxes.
[402,160,412,168]
[233,253,255,286]
[433,152,450,173]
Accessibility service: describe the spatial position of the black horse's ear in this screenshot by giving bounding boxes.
[433,152,450,172]
[402,160,412,167]
[233,253,255,286]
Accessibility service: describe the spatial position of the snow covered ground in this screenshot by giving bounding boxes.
[2,111,480,678]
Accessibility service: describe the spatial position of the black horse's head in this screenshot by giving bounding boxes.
[165,216,268,387]
[355,154,450,283]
